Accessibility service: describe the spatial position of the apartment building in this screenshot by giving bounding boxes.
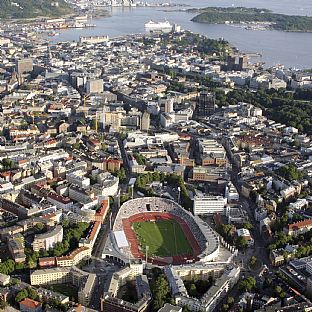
[32,225,63,252]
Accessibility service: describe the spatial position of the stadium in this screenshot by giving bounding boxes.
[103,197,220,266]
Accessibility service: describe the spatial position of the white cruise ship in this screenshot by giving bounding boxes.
[144,20,173,32]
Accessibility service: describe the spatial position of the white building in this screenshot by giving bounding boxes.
[225,182,239,202]
[166,265,240,312]
[32,225,63,252]
[193,196,227,215]
[289,198,308,210]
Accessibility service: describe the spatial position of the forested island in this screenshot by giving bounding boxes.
[0,0,72,19]
[190,7,312,32]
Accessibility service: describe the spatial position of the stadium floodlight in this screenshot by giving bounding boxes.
[145,245,149,264]
[177,186,181,204]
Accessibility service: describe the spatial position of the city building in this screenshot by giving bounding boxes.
[16,58,33,74]
[19,298,42,312]
[32,225,63,252]
[196,92,215,117]
[141,111,150,131]
[86,79,104,94]
[193,196,227,215]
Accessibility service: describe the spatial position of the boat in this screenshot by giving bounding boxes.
[144,20,173,32]
[47,31,59,37]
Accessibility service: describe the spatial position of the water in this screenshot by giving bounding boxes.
[50,0,312,68]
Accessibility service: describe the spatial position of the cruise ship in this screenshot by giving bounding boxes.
[144,20,173,32]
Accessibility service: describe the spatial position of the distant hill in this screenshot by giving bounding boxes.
[0,0,72,19]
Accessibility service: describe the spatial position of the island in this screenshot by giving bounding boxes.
[189,7,312,32]
[0,0,72,19]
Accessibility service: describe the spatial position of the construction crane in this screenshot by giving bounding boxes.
[95,111,99,133]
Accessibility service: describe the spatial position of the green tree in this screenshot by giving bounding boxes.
[276,164,303,181]
[227,296,235,305]
[72,142,81,150]
[1,158,14,169]
[189,284,198,297]
[240,277,256,292]
[152,274,170,310]
[243,223,253,230]
[15,262,25,271]
[27,287,38,300]
[34,223,45,233]
[235,236,248,250]
[249,256,257,268]
[15,289,28,302]
[117,167,127,182]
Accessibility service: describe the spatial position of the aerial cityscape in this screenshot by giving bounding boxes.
[0,0,312,311]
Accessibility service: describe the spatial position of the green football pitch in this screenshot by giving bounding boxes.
[132,219,193,257]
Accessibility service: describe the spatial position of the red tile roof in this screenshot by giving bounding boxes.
[289,219,312,231]
[20,298,42,309]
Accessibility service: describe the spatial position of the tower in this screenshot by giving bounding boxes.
[141,111,150,131]
[197,91,215,117]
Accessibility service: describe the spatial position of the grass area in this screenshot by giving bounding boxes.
[47,284,78,302]
[132,219,192,257]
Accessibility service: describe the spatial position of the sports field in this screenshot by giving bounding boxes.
[132,219,193,257]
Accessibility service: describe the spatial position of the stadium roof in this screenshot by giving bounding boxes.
[114,230,129,248]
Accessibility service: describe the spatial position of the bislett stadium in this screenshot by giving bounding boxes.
[102,197,231,266]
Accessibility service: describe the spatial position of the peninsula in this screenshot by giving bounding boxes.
[190,7,312,32]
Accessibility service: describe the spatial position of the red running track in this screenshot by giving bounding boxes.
[122,212,201,265]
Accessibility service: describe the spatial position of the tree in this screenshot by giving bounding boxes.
[243,223,253,230]
[235,236,248,250]
[1,158,14,169]
[189,284,198,297]
[61,218,69,228]
[72,142,81,150]
[34,223,45,233]
[240,277,256,292]
[27,287,38,300]
[276,164,303,181]
[15,289,28,302]
[15,262,25,270]
[152,274,171,310]
[117,167,127,183]
[227,296,235,305]
[249,256,257,268]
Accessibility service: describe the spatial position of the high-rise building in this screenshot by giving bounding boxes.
[16,58,33,74]
[227,54,248,71]
[141,111,150,131]
[86,79,104,94]
[164,99,174,113]
[197,92,215,117]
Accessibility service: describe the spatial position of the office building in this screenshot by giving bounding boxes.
[193,196,227,215]
[16,58,33,74]
[86,79,103,94]
[197,92,215,117]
